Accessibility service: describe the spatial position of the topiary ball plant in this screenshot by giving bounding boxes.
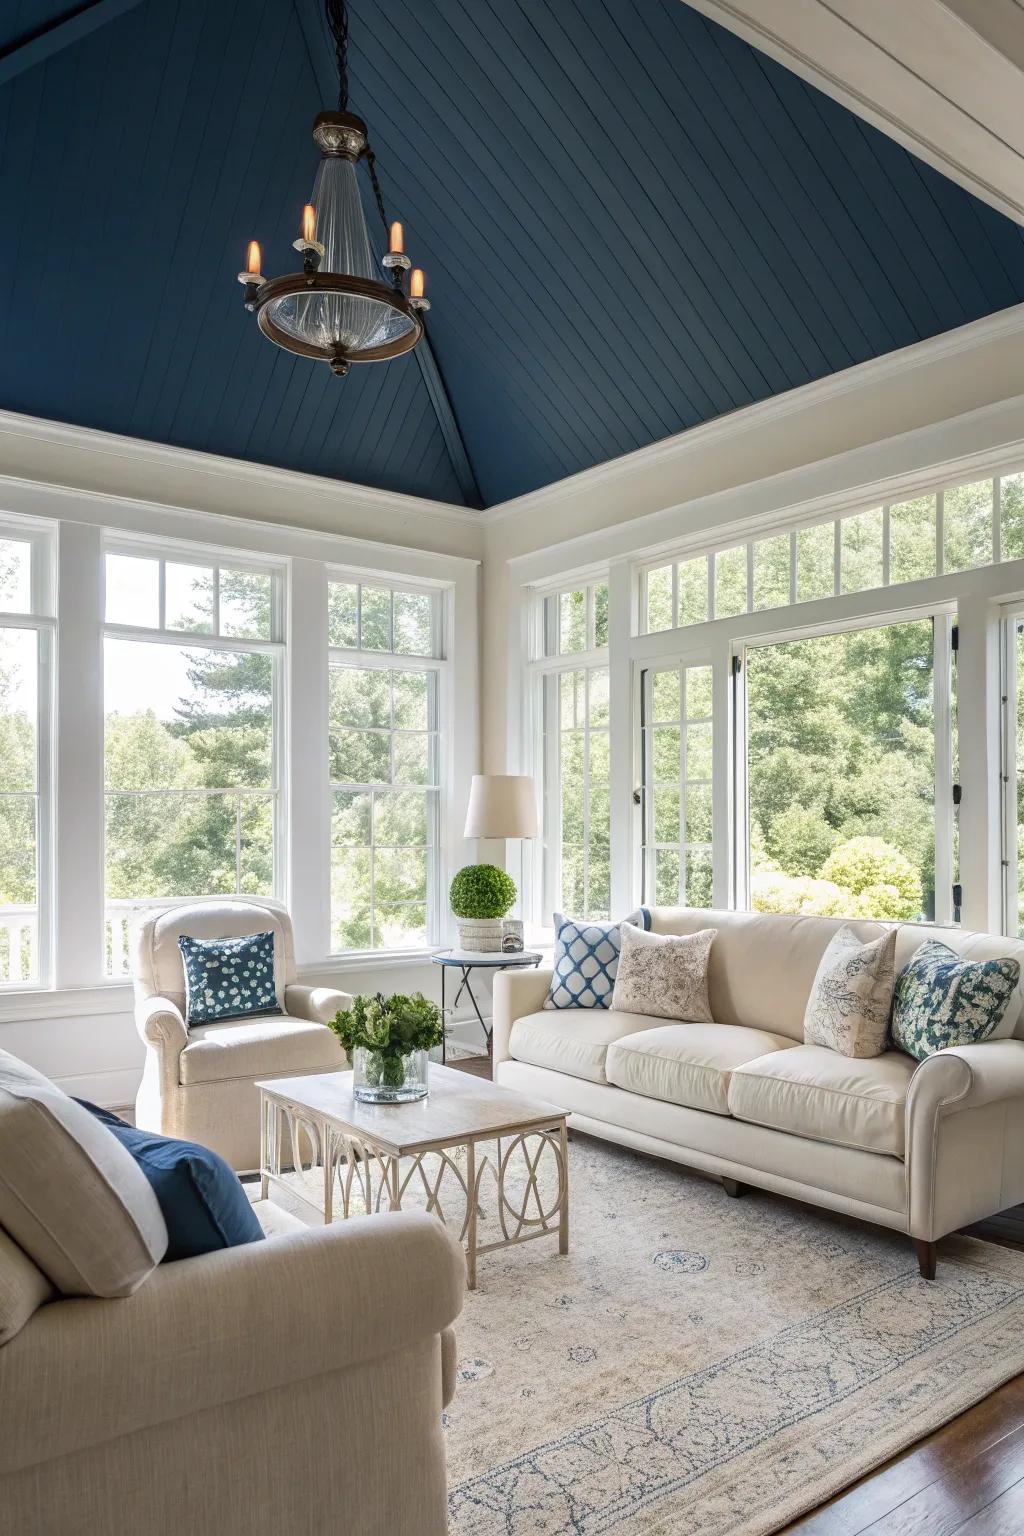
[450,863,517,920]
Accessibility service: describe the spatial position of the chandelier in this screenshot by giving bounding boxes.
[237,0,428,377]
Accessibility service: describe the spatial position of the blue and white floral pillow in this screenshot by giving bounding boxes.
[178,931,282,1026]
[544,909,651,1010]
[890,939,1019,1061]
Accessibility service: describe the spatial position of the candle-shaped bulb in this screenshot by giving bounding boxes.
[410,268,425,299]
[302,204,316,244]
[246,240,262,276]
[389,221,404,255]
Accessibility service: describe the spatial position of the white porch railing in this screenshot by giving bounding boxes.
[106,898,173,978]
[0,905,37,984]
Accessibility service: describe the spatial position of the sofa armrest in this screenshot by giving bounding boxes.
[134,993,188,1055]
[0,1210,465,1476]
[906,1040,1024,1240]
[284,982,353,1028]
[492,968,554,1067]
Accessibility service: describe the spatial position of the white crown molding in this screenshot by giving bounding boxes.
[481,303,1024,528]
[0,408,479,529]
[507,392,1024,581]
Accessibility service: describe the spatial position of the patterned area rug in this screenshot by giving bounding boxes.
[444,1135,1024,1536]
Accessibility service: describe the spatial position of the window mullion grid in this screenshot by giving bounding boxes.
[936,490,945,576]
[582,670,591,915]
[994,478,1003,565]
[788,531,797,606]
[678,665,687,905]
[882,506,891,587]
[832,520,841,596]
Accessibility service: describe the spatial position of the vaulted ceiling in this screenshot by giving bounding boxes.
[1,0,1023,510]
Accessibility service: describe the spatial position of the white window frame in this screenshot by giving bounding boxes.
[526,574,611,925]
[327,570,449,958]
[100,536,287,972]
[0,517,55,988]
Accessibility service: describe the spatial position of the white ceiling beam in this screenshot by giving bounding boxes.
[682,0,1024,225]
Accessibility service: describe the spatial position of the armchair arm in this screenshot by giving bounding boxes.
[284,982,353,1026]
[493,967,554,1068]
[0,1211,465,1476]
[906,1040,1024,1240]
[134,993,188,1054]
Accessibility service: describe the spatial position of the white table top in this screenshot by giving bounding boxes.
[431,947,544,967]
[255,1064,566,1155]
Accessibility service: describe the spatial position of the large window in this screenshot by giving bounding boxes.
[103,550,282,974]
[0,529,51,984]
[640,663,713,908]
[532,577,611,923]
[743,617,950,923]
[328,577,442,953]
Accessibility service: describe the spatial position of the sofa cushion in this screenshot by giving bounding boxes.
[179,1015,343,1085]
[509,1008,667,1084]
[178,930,282,1026]
[0,1050,168,1297]
[611,924,715,1022]
[727,1043,916,1157]
[0,1227,53,1345]
[606,1023,796,1115]
[804,926,897,1058]
[891,940,1020,1060]
[76,1102,266,1262]
[545,909,650,1010]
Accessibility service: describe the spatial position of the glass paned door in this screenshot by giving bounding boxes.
[743,618,948,923]
[639,663,714,908]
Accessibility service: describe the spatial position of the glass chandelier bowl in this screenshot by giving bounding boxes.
[254,112,421,376]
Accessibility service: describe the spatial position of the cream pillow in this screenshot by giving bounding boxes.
[0,1227,53,1345]
[0,1051,167,1297]
[803,926,897,1058]
[611,923,715,1021]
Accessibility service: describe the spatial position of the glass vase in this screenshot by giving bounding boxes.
[353,1046,429,1104]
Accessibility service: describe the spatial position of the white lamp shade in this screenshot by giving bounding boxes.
[463,774,539,839]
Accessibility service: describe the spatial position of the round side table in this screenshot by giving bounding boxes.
[431,948,544,1061]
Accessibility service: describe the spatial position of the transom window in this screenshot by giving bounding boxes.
[641,468,1024,634]
[540,578,609,658]
[328,577,443,953]
[102,546,283,974]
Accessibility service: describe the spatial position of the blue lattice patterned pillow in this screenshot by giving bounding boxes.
[890,940,1019,1061]
[178,931,282,1027]
[544,909,651,1010]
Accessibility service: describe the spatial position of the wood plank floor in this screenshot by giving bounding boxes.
[449,1049,1024,1534]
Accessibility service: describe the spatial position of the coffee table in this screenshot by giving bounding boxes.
[256,1064,569,1288]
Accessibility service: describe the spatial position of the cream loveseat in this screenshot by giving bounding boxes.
[493,907,1024,1277]
[133,898,349,1171]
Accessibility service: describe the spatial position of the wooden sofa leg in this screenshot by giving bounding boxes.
[721,1178,745,1199]
[914,1238,937,1281]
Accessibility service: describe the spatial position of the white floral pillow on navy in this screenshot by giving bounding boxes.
[178,931,282,1026]
[890,940,1019,1061]
[544,909,651,1010]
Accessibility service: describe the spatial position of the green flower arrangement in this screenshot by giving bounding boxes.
[329,992,444,1090]
[449,863,517,920]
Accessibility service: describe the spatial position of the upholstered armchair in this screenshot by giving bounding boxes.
[132,898,349,1171]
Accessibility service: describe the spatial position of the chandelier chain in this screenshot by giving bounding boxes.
[325,0,349,111]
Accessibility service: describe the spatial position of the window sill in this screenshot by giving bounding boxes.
[299,949,442,980]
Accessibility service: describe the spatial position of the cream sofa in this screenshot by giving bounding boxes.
[493,908,1024,1277]
[0,1047,465,1536]
[133,898,349,1171]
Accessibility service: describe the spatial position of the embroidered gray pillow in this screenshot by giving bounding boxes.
[611,924,715,1022]
[803,926,897,1058]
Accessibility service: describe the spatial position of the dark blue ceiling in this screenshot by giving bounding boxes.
[1,0,1023,510]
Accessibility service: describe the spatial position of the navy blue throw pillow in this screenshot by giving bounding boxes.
[177,929,282,1026]
[75,1102,265,1262]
